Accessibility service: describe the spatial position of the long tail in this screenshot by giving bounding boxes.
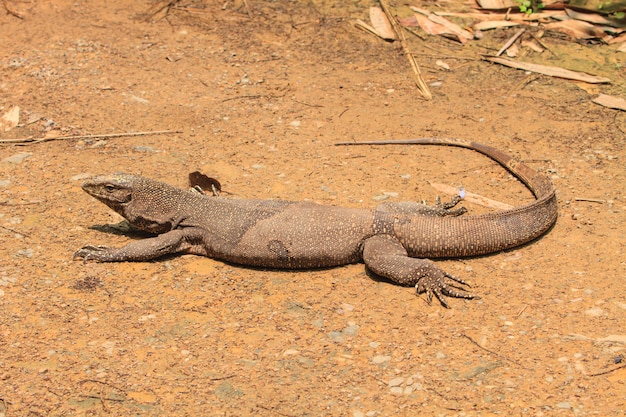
[336,138,558,258]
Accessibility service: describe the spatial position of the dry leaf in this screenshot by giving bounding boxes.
[545,19,612,41]
[475,0,518,9]
[592,94,626,111]
[189,171,222,195]
[0,106,20,132]
[411,11,470,43]
[411,7,474,42]
[369,7,395,40]
[506,43,520,57]
[609,32,626,44]
[565,8,625,27]
[521,39,545,53]
[396,15,419,27]
[483,55,611,83]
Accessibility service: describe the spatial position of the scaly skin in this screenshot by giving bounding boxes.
[75,138,558,307]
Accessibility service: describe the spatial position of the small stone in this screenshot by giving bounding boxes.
[341,303,354,312]
[2,153,32,164]
[390,386,403,395]
[371,355,391,364]
[70,173,92,181]
[585,307,604,317]
[133,145,158,153]
[373,194,390,202]
[342,325,359,337]
[388,377,404,387]
[311,318,324,328]
[328,331,344,343]
[16,248,34,258]
[556,402,571,409]
[252,164,266,170]
[289,120,301,127]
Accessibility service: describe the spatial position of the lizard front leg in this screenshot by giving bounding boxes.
[362,234,477,308]
[74,227,206,262]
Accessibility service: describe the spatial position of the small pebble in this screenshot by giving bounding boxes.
[388,377,404,387]
[2,153,32,164]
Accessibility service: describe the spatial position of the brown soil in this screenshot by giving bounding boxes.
[1,1,625,416]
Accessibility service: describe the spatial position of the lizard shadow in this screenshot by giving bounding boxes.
[88,220,155,238]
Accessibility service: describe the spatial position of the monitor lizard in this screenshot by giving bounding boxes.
[74,138,558,307]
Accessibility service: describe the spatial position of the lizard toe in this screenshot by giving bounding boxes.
[74,245,110,262]
[415,268,477,308]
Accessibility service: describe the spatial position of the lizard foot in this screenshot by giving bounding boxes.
[73,245,112,262]
[415,263,479,308]
[434,195,467,217]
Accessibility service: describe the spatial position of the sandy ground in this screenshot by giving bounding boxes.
[1,0,625,415]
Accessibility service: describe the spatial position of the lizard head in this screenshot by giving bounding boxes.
[81,173,135,212]
[81,173,188,234]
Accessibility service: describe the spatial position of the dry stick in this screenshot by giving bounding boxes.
[528,31,557,57]
[2,0,23,19]
[574,197,605,204]
[0,224,29,237]
[589,363,626,377]
[462,334,528,368]
[0,129,183,145]
[242,0,252,18]
[378,0,432,100]
[496,28,526,57]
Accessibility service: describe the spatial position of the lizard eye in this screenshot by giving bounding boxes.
[104,184,116,192]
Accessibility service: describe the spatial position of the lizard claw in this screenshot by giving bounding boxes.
[73,245,111,262]
[415,266,478,308]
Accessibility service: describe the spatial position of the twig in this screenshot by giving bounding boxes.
[527,31,557,57]
[0,199,42,206]
[410,52,477,61]
[496,28,526,57]
[292,99,323,108]
[257,404,297,417]
[2,0,23,19]
[242,0,252,18]
[0,224,30,237]
[209,374,236,381]
[379,0,432,100]
[78,379,127,393]
[615,112,625,135]
[221,95,262,102]
[510,73,540,94]
[462,334,527,368]
[574,198,605,204]
[81,394,125,403]
[0,130,182,145]
[589,363,626,377]
[144,0,180,22]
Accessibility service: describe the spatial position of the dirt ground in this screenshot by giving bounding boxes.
[1,0,625,415]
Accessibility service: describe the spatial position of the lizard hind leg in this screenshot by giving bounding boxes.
[362,234,478,308]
